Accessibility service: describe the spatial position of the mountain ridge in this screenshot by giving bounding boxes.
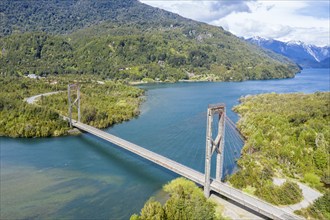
[0,0,191,36]
[0,0,300,81]
[246,37,330,68]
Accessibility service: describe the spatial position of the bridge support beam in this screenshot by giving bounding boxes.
[68,84,81,127]
[204,104,225,198]
[216,111,225,181]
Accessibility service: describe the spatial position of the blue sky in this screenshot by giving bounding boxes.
[140,0,330,46]
[298,1,330,19]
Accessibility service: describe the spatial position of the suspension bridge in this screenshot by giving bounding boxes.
[66,84,303,220]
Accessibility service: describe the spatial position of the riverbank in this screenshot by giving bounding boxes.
[1,68,329,219]
[228,92,329,218]
[0,75,144,138]
[129,78,210,85]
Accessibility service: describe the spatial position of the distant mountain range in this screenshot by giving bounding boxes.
[246,37,330,68]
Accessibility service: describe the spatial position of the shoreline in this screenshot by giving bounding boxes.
[128,73,303,86]
[19,89,144,139]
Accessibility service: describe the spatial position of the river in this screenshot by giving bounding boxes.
[1,68,329,219]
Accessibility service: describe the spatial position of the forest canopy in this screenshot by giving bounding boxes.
[0,0,300,82]
[229,92,329,207]
[130,178,226,220]
[0,75,143,138]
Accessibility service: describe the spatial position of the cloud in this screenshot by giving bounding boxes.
[207,1,253,21]
[218,19,294,39]
[297,1,330,19]
[265,4,275,11]
[140,0,253,22]
[211,1,330,46]
[140,0,330,46]
[216,17,329,46]
[280,27,330,46]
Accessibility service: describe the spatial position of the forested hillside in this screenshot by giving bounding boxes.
[0,0,300,81]
[0,0,153,35]
[230,92,329,209]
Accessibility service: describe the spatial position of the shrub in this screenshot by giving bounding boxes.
[256,181,303,205]
[304,173,323,188]
[131,178,225,220]
[295,192,330,220]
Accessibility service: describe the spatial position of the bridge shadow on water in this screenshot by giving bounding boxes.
[79,133,180,184]
[77,114,245,187]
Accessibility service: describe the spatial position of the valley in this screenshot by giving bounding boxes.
[0,0,329,219]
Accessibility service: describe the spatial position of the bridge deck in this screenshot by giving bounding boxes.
[73,121,303,220]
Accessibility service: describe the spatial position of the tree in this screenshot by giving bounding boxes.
[230,92,329,204]
[134,199,165,220]
[131,178,223,220]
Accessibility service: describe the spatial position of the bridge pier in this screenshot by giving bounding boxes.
[68,83,81,127]
[204,104,226,198]
[216,110,225,181]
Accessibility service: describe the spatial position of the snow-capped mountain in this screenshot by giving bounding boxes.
[246,37,330,68]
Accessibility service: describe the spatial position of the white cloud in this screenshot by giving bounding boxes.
[140,0,252,22]
[213,1,330,46]
[140,0,330,46]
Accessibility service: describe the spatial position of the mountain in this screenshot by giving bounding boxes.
[0,0,300,81]
[0,0,188,36]
[318,57,330,68]
[246,37,330,68]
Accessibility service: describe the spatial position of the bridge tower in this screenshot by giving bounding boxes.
[68,84,81,127]
[204,104,226,198]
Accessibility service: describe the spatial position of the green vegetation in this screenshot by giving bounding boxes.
[0,75,143,138]
[256,181,303,205]
[229,92,329,205]
[131,178,226,220]
[0,0,181,36]
[41,78,143,128]
[295,192,330,220]
[0,76,68,137]
[0,0,300,82]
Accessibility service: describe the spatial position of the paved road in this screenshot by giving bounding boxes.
[25,91,62,104]
[274,178,323,213]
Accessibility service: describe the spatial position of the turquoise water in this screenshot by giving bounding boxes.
[1,68,329,219]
